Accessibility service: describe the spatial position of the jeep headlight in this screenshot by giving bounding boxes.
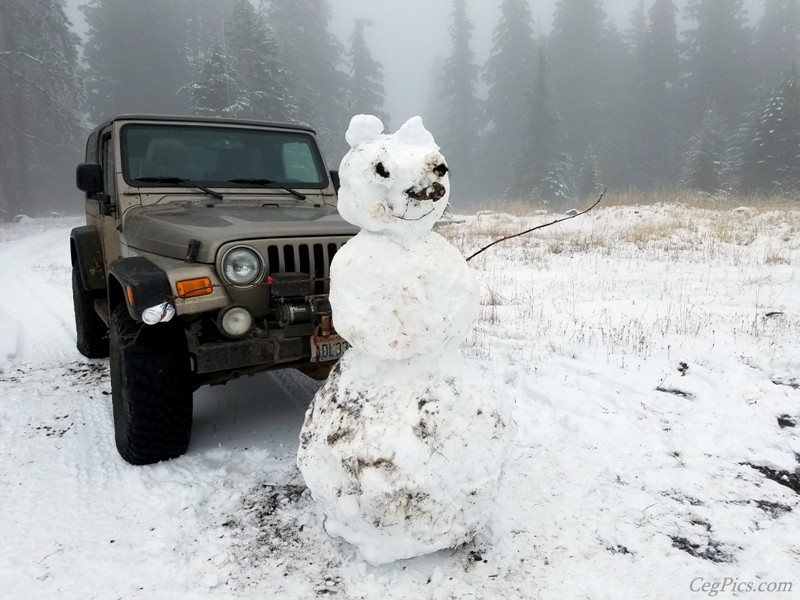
[221,246,263,286]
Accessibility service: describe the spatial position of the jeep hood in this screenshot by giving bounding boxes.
[123,202,358,263]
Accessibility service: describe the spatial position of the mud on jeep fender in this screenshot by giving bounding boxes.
[109,257,173,322]
[70,226,105,291]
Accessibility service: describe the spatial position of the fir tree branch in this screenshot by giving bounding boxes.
[0,51,43,64]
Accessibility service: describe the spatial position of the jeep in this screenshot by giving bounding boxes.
[70,115,357,465]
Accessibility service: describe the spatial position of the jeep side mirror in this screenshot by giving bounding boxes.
[76,163,103,194]
[329,170,340,192]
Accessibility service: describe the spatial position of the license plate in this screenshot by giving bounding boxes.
[310,333,350,363]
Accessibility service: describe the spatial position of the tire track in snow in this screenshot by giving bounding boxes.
[0,224,78,367]
[1,358,224,599]
[0,361,323,596]
[0,359,116,596]
[269,368,321,414]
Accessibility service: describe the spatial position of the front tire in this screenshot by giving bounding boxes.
[72,265,109,358]
[110,303,193,465]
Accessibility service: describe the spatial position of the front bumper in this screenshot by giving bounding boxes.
[194,334,305,374]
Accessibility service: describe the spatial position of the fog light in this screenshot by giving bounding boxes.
[218,306,253,338]
[141,302,176,325]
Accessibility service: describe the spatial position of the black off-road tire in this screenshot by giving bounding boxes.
[72,265,109,358]
[110,302,193,465]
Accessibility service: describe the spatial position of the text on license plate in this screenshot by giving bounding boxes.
[310,334,350,363]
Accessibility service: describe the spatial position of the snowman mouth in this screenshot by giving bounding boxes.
[405,182,446,202]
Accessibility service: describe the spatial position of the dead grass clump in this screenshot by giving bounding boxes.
[474,192,799,216]
[442,200,799,267]
[618,217,694,249]
[764,253,790,265]
[710,216,758,246]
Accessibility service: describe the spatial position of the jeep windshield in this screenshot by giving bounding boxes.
[121,123,328,192]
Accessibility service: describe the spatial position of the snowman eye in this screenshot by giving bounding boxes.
[433,163,449,177]
[375,162,391,178]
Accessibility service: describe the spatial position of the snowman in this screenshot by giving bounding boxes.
[297,115,510,565]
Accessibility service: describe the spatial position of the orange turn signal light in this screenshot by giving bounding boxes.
[176,277,213,299]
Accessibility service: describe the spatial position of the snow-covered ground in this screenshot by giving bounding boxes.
[1,204,798,599]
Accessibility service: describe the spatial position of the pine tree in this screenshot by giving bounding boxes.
[740,64,800,196]
[509,47,572,208]
[684,0,755,126]
[755,0,800,84]
[680,102,730,194]
[577,149,601,200]
[549,0,633,188]
[436,0,482,201]
[227,0,296,122]
[548,0,610,160]
[182,43,246,118]
[0,0,83,217]
[728,97,763,190]
[82,0,192,121]
[266,0,349,161]
[483,0,537,191]
[646,0,682,97]
[185,0,236,65]
[347,19,389,125]
[628,0,648,59]
[630,0,683,188]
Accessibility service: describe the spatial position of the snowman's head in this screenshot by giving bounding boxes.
[337,115,450,243]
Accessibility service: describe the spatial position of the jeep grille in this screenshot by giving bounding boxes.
[268,241,340,294]
[216,236,350,296]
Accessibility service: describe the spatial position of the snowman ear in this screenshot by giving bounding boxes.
[395,116,437,148]
[345,114,384,148]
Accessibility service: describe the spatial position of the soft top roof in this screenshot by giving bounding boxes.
[90,114,316,136]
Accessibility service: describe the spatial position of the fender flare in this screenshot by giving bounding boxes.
[70,226,105,291]
[109,257,173,322]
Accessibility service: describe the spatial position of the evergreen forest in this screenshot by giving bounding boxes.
[1,0,799,216]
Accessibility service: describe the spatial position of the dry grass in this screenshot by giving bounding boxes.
[446,200,800,362]
[441,197,800,268]
[484,190,800,213]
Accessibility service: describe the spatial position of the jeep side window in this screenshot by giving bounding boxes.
[102,135,116,200]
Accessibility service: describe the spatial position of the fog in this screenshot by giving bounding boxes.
[62,0,766,127]
[63,0,472,121]
[326,0,762,124]
[2,0,795,218]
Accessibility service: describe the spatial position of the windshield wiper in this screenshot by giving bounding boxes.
[227,178,306,201]
[135,177,224,201]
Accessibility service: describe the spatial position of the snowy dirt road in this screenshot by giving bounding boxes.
[0,218,324,598]
[1,209,799,599]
